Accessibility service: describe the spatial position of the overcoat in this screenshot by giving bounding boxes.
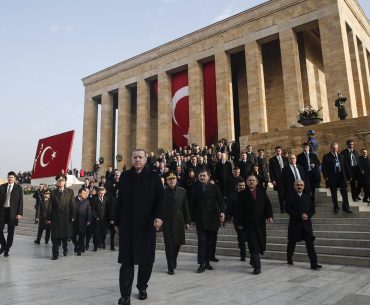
[190,183,225,232]
[47,188,75,239]
[268,156,289,192]
[0,183,23,226]
[73,196,91,234]
[162,186,191,246]
[236,188,273,254]
[285,192,315,242]
[114,167,163,265]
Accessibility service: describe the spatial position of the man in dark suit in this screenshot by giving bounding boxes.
[114,149,163,305]
[269,146,289,213]
[238,152,252,179]
[281,154,310,200]
[47,174,75,260]
[359,149,370,203]
[341,139,363,201]
[257,149,269,190]
[297,143,321,207]
[214,152,233,197]
[162,172,191,275]
[191,169,225,273]
[286,180,321,270]
[0,171,23,257]
[322,142,352,213]
[106,166,115,182]
[236,174,273,275]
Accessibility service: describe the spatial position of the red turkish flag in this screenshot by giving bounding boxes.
[172,70,189,148]
[31,130,75,179]
[203,61,218,146]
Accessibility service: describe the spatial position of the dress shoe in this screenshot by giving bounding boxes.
[210,257,219,262]
[253,268,261,275]
[205,264,213,270]
[85,245,89,251]
[311,264,322,270]
[356,196,362,201]
[63,249,68,256]
[167,269,174,275]
[4,251,9,257]
[34,240,40,244]
[110,246,115,251]
[118,296,131,305]
[93,247,97,252]
[174,262,177,269]
[102,243,106,250]
[342,209,353,214]
[138,289,147,300]
[287,260,294,265]
[45,241,49,244]
[52,256,58,260]
[333,207,340,214]
[77,252,81,256]
[197,264,206,273]
[240,257,246,261]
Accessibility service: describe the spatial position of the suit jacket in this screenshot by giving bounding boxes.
[190,183,225,232]
[340,148,363,178]
[322,152,349,183]
[256,156,269,181]
[285,192,315,242]
[92,194,115,223]
[297,152,321,184]
[214,160,233,195]
[281,164,310,198]
[0,183,23,226]
[238,160,252,179]
[268,155,289,191]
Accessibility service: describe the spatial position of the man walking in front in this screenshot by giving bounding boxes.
[0,171,23,257]
[114,149,163,305]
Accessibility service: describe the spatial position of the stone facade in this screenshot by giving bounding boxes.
[81,0,370,172]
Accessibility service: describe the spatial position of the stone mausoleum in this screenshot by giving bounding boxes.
[82,0,370,172]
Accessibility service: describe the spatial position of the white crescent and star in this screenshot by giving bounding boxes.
[172,85,189,142]
[39,146,57,168]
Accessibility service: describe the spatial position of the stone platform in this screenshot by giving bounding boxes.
[1,235,370,305]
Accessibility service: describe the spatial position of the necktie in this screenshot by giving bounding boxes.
[350,150,357,167]
[5,184,12,208]
[278,156,283,169]
[306,153,311,171]
[334,154,340,172]
[292,166,299,180]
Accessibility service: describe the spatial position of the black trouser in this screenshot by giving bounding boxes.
[164,243,181,270]
[51,238,68,258]
[93,220,107,249]
[247,230,261,270]
[119,263,153,298]
[72,233,86,254]
[0,208,15,252]
[108,223,116,249]
[234,225,246,259]
[197,229,216,264]
[275,183,285,211]
[328,173,350,210]
[307,171,316,211]
[349,166,362,200]
[210,227,219,259]
[287,239,317,266]
[85,224,93,249]
[35,221,50,243]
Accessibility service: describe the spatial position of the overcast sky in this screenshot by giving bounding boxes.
[0,0,369,179]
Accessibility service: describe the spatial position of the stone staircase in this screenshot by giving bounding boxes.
[16,187,370,267]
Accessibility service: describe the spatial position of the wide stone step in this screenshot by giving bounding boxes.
[267,229,370,240]
[272,218,370,225]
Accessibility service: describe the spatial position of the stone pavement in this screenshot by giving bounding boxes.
[1,235,370,305]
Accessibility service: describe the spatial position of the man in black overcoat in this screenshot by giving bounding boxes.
[359,149,370,203]
[114,149,163,305]
[257,149,269,190]
[191,169,225,273]
[322,143,352,213]
[0,171,23,257]
[34,188,51,245]
[72,188,91,256]
[297,143,321,206]
[162,172,191,275]
[47,174,75,260]
[236,174,273,275]
[214,152,233,197]
[286,180,321,270]
[269,146,289,213]
[340,139,363,201]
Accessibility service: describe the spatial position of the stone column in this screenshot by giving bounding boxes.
[215,50,234,141]
[81,94,98,171]
[99,92,114,173]
[188,60,205,147]
[348,30,366,117]
[245,40,268,133]
[157,72,172,151]
[279,28,304,128]
[319,13,357,121]
[136,78,150,152]
[359,45,370,116]
[116,85,131,170]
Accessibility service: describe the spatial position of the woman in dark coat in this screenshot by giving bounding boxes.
[47,174,75,260]
[162,172,191,274]
[72,188,91,256]
[237,174,273,275]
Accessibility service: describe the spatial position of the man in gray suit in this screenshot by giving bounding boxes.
[0,171,23,257]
